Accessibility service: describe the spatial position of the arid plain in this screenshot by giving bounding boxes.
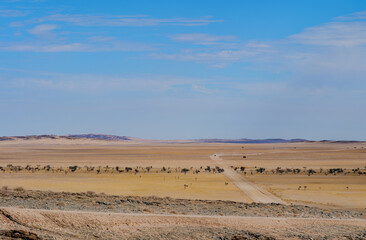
[0,136,365,239]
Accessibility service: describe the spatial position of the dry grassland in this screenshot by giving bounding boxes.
[220,142,366,169]
[246,174,366,209]
[0,171,249,202]
[0,141,238,167]
[0,139,365,208]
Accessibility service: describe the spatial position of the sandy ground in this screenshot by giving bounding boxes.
[1,139,366,239]
[0,206,365,240]
[2,139,365,169]
[0,171,249,202]
[1,189,364,218]
[0,140,226,168]
[220,143,366,169]
[0,139,365,208]
[246,174,366,209]
[211,154,285,204]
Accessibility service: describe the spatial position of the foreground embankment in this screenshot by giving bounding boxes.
[0,189,366,239]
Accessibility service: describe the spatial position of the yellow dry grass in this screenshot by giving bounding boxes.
[220,143,366,169]
[0,171,249,202]
[0,140,365,169]
[0,142,228,167]
[246,174,366,209]
[0,139,365,207]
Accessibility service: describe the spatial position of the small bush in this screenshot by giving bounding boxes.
[1,186,9,191]
[142,208,151,213]
[14,186,24,192]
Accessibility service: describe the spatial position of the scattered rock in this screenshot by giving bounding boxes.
[0,230,41,240]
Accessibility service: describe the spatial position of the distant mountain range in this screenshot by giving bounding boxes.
[0,134,363,143]
[193,138,310,144]
[68,134,131,141]
[0,134,133,141]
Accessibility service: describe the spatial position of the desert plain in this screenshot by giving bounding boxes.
[0,136,365,239]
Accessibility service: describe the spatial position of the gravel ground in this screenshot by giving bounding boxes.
[1,207,365,240]
[0,189,364,219]
[0,189,366,239]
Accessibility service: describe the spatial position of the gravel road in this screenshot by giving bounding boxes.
[210,154,286,204]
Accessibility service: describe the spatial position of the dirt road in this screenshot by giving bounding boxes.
[210,154,286,204]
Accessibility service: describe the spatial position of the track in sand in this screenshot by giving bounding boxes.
[210,154,286,204]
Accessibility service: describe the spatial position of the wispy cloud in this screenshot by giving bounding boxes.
[154,10,366,69]
[152,49,259,66]
[88,36,115,42]
[0,10,222,53]
[3,69,218,94]
[152,40,272,67]
[2,68,293,97]
[289,22,366,47]
[170,33,236,45]
[0,39,156,52]
[0,9,27,17]
[9,21,24,27]
[245,41,271,49]
[237,82,289,95]
[37,14,222,27]
[335,11,366,20]
[0,42,89,52]
[28,23,57,35]
[1,0,46,2]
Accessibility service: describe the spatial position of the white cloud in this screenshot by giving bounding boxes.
[235,82,288,95]
[28,24,57,35]
[88,36,115,42]
[5,70,217,93]
[336,11,366,20]
[0,9,27,17]
[170,33,236,45]
[152,49,258,65]
[1,10,223,54]
[289,22,366,47]
[246,41,271,49]
[1,43,88,52]
[38,14,222,27]
[156,11,366,69]
[2,0,46,2]
[3,69,294,97]
[152,41,272,66]
[283,47,366,78]
[9,21,24,27]
[0,40,155,52]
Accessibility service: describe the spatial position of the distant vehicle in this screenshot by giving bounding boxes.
[243,156,246,158]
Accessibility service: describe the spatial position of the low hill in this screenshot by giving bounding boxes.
[0,134,363,143]
[0,134,132,142]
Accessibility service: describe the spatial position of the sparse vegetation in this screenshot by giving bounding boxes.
[14,186,24,192]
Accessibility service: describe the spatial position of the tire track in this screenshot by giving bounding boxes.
[210,154,286,204]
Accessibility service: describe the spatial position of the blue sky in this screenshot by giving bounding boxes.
[1,0,366,140]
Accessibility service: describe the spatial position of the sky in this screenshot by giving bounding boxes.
[0,0,366,140]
